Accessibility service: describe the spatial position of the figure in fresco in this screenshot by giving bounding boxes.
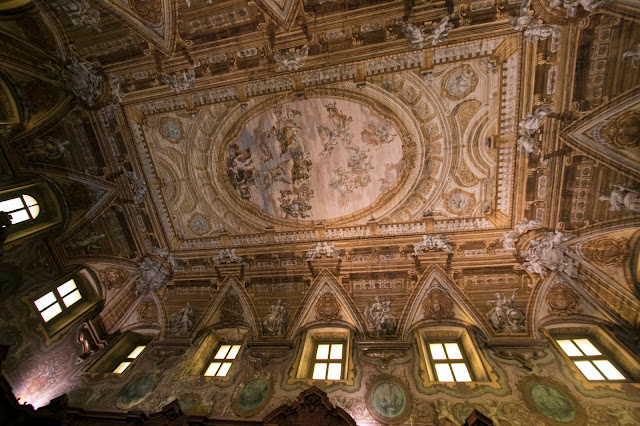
[227,144,257,200]
[361,122,397,146]
[365,296,398,337]
[169,302,194,335]
[599,184,640,213]
[68,231,105,254]
[263,300,289,336]
[486,289,525,333]
[23,137,71,162]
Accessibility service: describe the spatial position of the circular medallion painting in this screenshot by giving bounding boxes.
[117,374,158,409]
[160,118,183,142]
[371,382,407,419]
[528,383,575,423]
[226,98,405,220]
[442,65,478,100]
[236,378,269,413]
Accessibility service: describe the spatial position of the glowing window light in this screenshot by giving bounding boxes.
[556,338,626,381]
[428,341,473,382]
[205,344,242,377]
[312,342,344,380]
[0,194,40,224]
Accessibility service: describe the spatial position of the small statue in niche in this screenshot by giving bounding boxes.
[599,184,640,213]
[169,302,195,335]
[263,300,289,336]
[365,296,398,337]
[486,289,526,333]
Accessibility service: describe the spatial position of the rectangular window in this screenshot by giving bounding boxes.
[33,279,82,322]
[556,338,626,381]
[0,195,40,224]
[113,345,147,374]
[428,342,472,382]
[312,342,344,380]
[204,344,241,377]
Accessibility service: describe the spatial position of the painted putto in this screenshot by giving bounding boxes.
[227,98,404,220]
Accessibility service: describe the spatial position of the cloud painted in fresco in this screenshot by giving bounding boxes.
[227,98,404,220]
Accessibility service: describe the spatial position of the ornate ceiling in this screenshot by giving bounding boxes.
[0,0,639,421]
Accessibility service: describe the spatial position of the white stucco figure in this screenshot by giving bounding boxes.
[161,68,196,93]
[169,302,195,335]
[524,21,560,43]
[51,0,101,33]
[517,134,540,155]
[413,235,453,254]
[263,300,289,336]
[599,185,640,213]
[486,289,526,333]
[212,248,242,264]
[109,73,125,103]
[273,45,309,71]
[306,241,341,259]
[519,106,554,135]
[509,0,532,30]
[550,0,612,17]
[521,231,578,278]
[501,231,518,252]
[425,17,454,46]
[622,43,640,69]
[402,23,427,49]
[514,218,542,235]
[364,296,398,337]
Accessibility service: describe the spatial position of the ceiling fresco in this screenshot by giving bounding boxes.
[0,0,639,424]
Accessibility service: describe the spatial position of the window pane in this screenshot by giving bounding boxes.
[57,279,77,297]
[127,346,146,359]
[113,361,131,374]
[28,205,40,219]
[444,343,463,360]
[434,363,455,382]
[40,303,62,322]
[312,363,327,380]
[34,292,56,311]
[574,361,605,380]
[557,339,582,357]
[327,363,342,380]
[22,195,38,207]
[217,362,232,377]
[451,363,472,382]
[204,362,221,376]
[9,209,29,223]
[215,345,231,359]
[227,345,241,360]
[316,344,330,360]
[62,290,81,307]
[429,343,447,360]
[0,198,24,212]
[330,344,343,360]
[593,360,625,380]
[573,339,601,356]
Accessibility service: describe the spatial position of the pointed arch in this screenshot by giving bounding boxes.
[194,274,260,337]
[285,269,367,339]
[399,265,492,338]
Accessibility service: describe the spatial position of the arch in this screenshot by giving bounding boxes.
[399,265,491,339]
[286,269,367,340]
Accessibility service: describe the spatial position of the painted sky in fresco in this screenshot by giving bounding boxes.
[227,98,404,220]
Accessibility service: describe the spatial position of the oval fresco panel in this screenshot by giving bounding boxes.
[227,98,405,220]
[117,374,158,408]
[236,378,269,412]
[371,382,406,419]
[528,383,575,423]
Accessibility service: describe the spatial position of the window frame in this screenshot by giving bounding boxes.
[555,337,628,382]
[309,340,346,381]
[203,343,243,378]
[84,331,154,378]
[34,278,83,323]
[26,269,100,345]
[288,327,355,387]
[544,324,640,388]
[425,340,474,383]
[0,194,40,224]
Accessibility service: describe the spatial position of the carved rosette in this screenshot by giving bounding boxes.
[314,291,341,322]
[137,299,158,322]
[128,0,163,26]
[580,237,627,266]
[546,282,581,317]
[422,285,454,321]
[221,292,243,323]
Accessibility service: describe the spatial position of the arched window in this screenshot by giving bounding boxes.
[0,194,40,224]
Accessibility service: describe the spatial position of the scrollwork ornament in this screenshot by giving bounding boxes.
[546,281,581,316]
[314,291,342,322]
[422,285,454,321]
